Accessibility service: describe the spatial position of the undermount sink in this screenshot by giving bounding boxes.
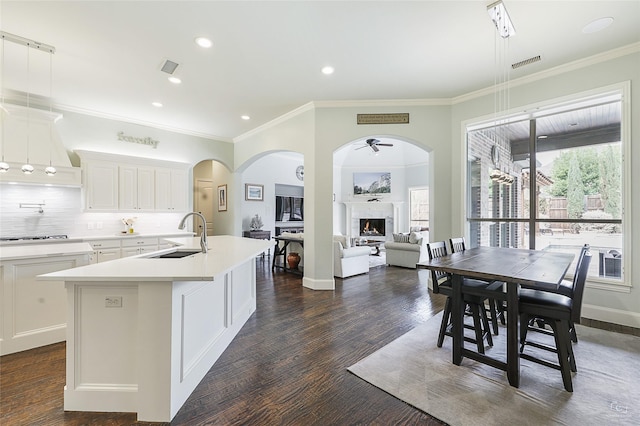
[149,249,202,259]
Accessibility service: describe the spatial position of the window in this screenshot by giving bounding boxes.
[409,187,429,230]
[465,88,627,287]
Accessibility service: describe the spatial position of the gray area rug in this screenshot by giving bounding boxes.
[369,250,386,268]
[348,312,640,425]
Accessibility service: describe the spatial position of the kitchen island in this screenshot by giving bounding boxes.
[39,235,272,422]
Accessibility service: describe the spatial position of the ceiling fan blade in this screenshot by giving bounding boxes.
[371,144,379,152]
[355,145,368,150]
[377,143,393,147]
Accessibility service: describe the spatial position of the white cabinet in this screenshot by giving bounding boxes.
[0,252,90,355]
[155,168,188,211]
[119,166,155,211]
[88,240,122,263]
[78,151,190,212]
[120,237,159,257]
[85,161,119,211]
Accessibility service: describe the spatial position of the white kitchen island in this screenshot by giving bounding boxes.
[39,235,272,422]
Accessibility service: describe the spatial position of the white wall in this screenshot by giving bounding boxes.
[240,153,304,236]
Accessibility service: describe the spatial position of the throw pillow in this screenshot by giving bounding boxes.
[393,233,410,243]
[409,231,423,245]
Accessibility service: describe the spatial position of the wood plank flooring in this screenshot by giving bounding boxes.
[1,261,447,425]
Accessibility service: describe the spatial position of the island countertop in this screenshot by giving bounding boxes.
[38,235,272,282]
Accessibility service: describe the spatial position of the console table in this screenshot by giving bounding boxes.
[243,230,271,257]
[272,235,303,275]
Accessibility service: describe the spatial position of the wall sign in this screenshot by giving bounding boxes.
[356,113,409,125]
[117,131,159,149]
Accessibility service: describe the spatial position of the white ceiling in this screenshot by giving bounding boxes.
[2,1,639,142]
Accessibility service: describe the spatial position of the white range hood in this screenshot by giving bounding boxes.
[0,103,81,186]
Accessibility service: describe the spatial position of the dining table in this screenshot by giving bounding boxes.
[417,246,574,388]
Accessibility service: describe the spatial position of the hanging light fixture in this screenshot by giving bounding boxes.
[44,46,56,176]
[487,1,516,187]
[0,36,9,172]
[21,43,34,175]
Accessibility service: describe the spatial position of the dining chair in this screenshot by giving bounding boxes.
[518,250,592,392]
[523,244,590,343]
[449,237,505,335]
[427,241,500,354]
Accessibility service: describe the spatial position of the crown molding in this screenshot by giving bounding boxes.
[55,103,233,143]
[233,102,316,143]
[453,42,640,105]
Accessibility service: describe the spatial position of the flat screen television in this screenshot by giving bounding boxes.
[275,196,303,221]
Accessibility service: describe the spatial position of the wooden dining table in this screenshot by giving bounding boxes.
[417,246,574,388]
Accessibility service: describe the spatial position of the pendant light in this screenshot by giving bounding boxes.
[21,43,34,174]
[0,36,9,173]
[44,47,56,176]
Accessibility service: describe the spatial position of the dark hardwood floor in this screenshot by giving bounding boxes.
[0,260,447,425]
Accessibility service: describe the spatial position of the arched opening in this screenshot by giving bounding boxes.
[332,136,430,273]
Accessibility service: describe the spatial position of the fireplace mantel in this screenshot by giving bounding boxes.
[343,201,404,241]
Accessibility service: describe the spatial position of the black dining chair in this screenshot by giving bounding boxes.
[449,237,505,335]
[518,250,592,392]
[523,244,590,343]
[427,241,502,354]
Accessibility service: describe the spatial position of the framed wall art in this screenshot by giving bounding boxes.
[245,183,264,201]
[218,184,227,211]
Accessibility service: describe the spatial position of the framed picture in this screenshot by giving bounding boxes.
[353,172,391,196]
[218,184,227,211]
[245,183,264,201]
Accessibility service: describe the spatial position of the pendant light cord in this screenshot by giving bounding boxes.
[26,43,30,165]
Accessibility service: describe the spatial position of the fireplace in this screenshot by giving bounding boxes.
[360,218,385,237]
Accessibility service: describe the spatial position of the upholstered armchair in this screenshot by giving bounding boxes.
[333,235,371,278]
[385,229,429,269]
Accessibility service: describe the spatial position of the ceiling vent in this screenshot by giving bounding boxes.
[160,59,179,75]
[511,55,541,70]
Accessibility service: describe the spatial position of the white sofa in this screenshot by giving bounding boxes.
[333,235,371,278]
[385,229,429,269]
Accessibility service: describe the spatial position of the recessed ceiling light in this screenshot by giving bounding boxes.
[195,37,213,48]
[168,76,182,84]
[152,102,163,108]
[321,66,335,75]
[538,135,548,139]
[241,115,250,120]
[582,17,614,34]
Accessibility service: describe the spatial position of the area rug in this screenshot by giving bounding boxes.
[348,312,640,425]
[369,250,386,268]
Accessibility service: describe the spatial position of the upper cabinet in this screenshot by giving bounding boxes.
[85,160,119,211]
[119,165,156,211]
[77,151,190,212]
[155,168,188,211]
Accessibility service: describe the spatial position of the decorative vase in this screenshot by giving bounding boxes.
[287,252,301,270]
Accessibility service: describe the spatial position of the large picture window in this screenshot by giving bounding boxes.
[465,89,626,286]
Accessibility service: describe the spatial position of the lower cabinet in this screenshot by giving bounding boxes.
[0,252,90,355]
[88,240,122,264]
[121,237,159,257]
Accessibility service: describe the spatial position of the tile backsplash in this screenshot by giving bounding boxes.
[0,184,187,238]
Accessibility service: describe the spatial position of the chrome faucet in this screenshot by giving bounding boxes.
[178,212,208,253]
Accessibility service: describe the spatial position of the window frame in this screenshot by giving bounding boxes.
[461,82,631,292]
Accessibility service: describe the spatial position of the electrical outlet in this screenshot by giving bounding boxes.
[96,221,103,229]
[105,296,122,308]
[87,222,94,230]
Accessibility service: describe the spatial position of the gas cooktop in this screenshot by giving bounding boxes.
[0,234,68,242]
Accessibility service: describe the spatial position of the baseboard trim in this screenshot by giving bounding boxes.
[582,303,640,330]
[302,277,335,291]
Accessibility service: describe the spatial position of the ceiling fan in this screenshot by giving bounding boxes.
[356,138,394,153]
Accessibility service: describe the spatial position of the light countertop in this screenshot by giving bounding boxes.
[37,236,272,282]
[0,231,195,247]
[0,242,94,261]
